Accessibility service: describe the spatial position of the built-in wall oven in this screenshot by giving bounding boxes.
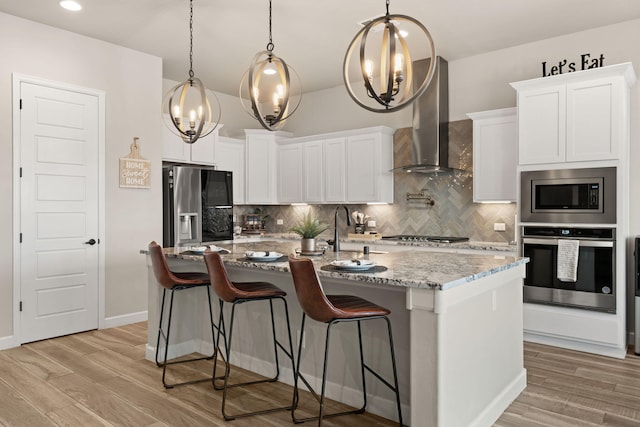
[521,226,615,313]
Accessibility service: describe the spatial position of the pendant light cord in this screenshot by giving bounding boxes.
[189,0,194,79]
[266,0,274,52]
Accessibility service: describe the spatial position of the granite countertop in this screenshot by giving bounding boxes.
[235,233,517,253]
[162,240,527,291]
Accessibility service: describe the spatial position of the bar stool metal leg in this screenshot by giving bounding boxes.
[292,316,403,426]
[155,285,218,388]
[212,296,296,421]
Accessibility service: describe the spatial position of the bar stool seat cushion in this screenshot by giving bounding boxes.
[232,282,287,300]
[173,272,210,283]
[326,295,390,319]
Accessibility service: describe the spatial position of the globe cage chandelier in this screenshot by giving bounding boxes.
[343,0,437,113]
[162,0,220,144]
[240,0,302,131]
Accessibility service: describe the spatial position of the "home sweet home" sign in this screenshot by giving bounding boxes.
[119,137,150,189]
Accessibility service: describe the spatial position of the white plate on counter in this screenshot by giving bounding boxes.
[185,245,227,255]
[330,259,376,271]
[245,251,283,261]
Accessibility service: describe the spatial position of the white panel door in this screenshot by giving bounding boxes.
[19,82,99,343]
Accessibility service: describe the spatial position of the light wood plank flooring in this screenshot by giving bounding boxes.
[0,322,638,426]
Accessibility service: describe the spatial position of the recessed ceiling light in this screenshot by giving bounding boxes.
[60,1,82,11]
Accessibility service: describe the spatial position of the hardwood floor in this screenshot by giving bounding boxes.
[0,322,638,426]
[496,342,640,427]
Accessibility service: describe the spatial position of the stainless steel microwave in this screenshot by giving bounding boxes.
[520,167,616,224]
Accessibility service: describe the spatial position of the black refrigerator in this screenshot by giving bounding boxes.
[162,165,233,247]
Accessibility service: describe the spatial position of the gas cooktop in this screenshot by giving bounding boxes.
[382,235,470,243]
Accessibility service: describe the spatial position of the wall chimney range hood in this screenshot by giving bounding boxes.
[394,56,451,173]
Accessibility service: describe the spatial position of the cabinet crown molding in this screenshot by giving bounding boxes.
[510,62,636,90]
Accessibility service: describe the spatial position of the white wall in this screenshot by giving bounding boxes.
[283,84,411,136]
[0,12,163,338]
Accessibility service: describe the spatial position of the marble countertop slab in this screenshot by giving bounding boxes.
[160,240,527,291]
[231,233,517,253]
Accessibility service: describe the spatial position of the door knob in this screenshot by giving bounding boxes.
[84,238,97,245]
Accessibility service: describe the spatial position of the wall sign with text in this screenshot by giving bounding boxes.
[542,53,605,77]
[119,137,150,189]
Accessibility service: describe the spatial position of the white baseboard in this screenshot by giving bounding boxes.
[0,335,17,351]
[524,332,627,359]
[470,369,527,427]
[103,310,148,329]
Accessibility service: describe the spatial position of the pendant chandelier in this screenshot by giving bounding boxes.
[162,0,220,144]
[240,0,301,131]
[343,0,437,113]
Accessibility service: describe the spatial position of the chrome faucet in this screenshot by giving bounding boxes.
[333,205,352,252]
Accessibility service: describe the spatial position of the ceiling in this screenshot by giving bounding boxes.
[1,0,640,96]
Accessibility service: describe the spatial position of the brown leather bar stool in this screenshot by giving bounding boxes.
[288,255,403,426]
[203,251,296,421]
[148,241,218,388]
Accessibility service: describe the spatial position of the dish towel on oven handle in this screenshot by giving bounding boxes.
[557,239,579,282]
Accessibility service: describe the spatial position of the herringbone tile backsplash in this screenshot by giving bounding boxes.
[235,120,516,243]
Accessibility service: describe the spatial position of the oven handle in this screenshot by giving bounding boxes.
[522,238,614,248]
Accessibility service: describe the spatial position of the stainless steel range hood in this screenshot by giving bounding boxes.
[394,56,450,173]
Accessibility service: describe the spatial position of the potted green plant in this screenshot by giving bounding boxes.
[290,213,329,253]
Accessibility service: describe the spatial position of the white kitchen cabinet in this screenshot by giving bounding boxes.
[161,115,220,165]
[323,137,347,203]
[277,142,303,203]
[511,63,635,166]
[303,140,324,203]
[515,85,565,165]
[467,108,517,202]
[345,130,394,203]
[280,127,393,204]
[245,129,289,205]
[216,136,245,204]
[566,78,623,162]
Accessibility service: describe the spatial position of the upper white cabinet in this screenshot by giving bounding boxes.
[216,136,246,204]
[161,115,221,165]
[281,127,394,204]
[467,108,517,202]
[345,131,394,203]
[511,63,636,166]
[245,129,289,205]
[303,140,325,203]
[277,142,303,203]
[323,137,347,203]
[566,78,623,162]
[514,85,566,165]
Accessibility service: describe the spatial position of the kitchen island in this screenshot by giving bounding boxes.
[143,240,528,427]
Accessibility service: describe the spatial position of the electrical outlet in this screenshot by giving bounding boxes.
[276,219,284,225]
[494,223,506,231]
